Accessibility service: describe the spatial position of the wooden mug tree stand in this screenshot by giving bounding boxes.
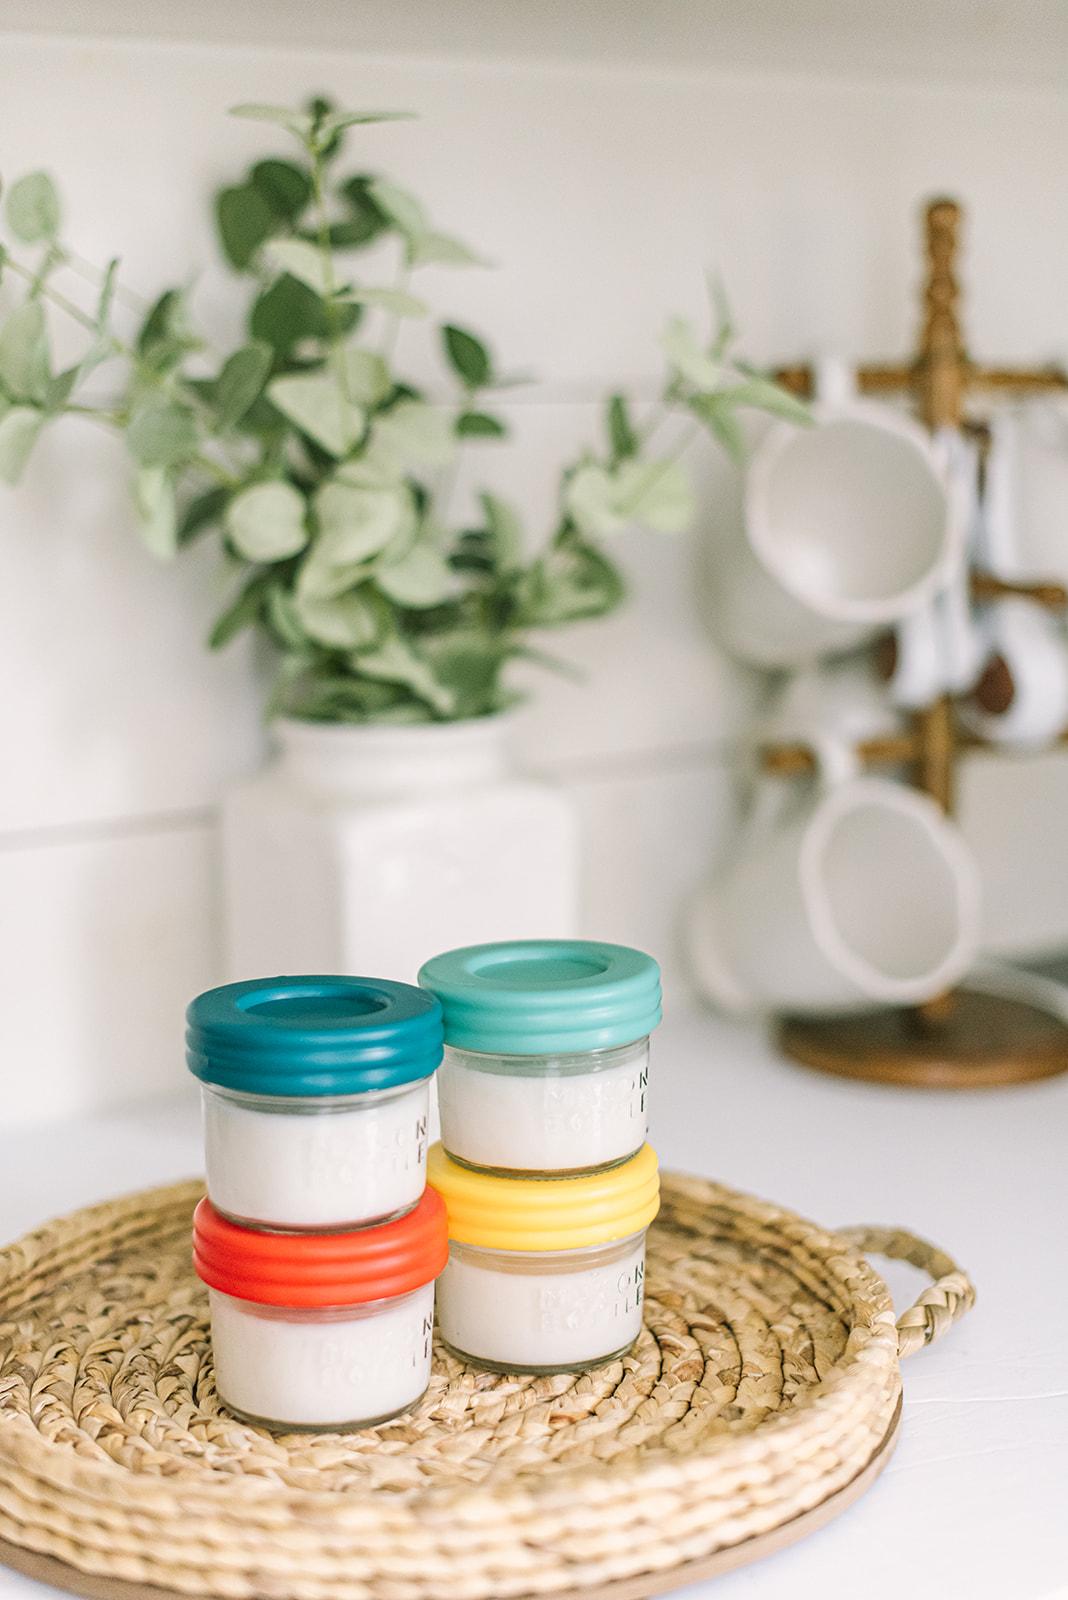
[768,198,1068,1088]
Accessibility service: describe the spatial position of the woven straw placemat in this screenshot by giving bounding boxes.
[0,1175,973,1600]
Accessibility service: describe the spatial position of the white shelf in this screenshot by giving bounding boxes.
[4,0,1068,91]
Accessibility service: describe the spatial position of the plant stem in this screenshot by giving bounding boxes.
[4,256,116,341]
[7,252,244,478]
[379,247,410,363]
[58,247,148,313]
[308,138,356,417]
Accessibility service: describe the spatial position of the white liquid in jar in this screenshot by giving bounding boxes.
[438,1040,648,1173]
[209,1284,435,1429]
[435,1233,647,1371]
[202,1080,429,1229]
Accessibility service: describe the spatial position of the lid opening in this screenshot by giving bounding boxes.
[239,988,389,1024]
[469,952,609,984]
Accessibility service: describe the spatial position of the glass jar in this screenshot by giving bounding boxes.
[193,1188,448,1430]
[427,1142,660,1373]
[419,940,661,1175]
[187,976,442,1231]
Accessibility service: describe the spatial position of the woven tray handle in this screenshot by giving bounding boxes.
[837,1225,976,1358]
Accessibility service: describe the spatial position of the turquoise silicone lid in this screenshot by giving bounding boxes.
[418,940,661,1055]
[186,976,443,1098]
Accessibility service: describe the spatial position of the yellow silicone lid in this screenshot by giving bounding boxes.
[427,1142,660,1252]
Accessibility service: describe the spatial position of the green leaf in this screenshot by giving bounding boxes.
[563,464,619,538]
[95,259,119,330]
[0,407,43,484]
[263,237,339,297]
[295,586,381,649]
[267,371,364,457]
[708,272,734,359]
[126,400,198,469]
[136,288,193,370]
[216,183,278,271]
[335,175,390,248]
[352,630,454,716]
[442,324,492,390]
[6,172,60,242]
[515,535,626,626]
[689,393,746,462]
[565,458,694,537]
[409,230,485,268]
[250,159,312,220]
[457,410,506,439]
[314,479,413,563]
[214,342,272,430]
[209,572,271,649]
[372,399,455,470]
[661,316,724,390]
[317,109,415,138]
[297,552,372,601]
[613,458,694,533]
[376,538,453,607]
[420,629,510,718]
[348,284,427,316]
[269,660,417,723]
[481,491,524,569]
[229,103,314,136]
[365,178,482,268]
[225,480,308,561]
[43,364,80,411]
[250,273,358,355]
[342,348,391,405]
[264,584,307,649]
[367,177,427,239]
[719,375,812,426]
[606,393,638,462]
[177,485,228,545]
[133,466,178,559]
[0,302,50,402]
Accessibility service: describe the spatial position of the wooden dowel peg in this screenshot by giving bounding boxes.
[912,696,956,814]
[970,365,1068,393]
[759,732,920,777]
[971,571,1068,609]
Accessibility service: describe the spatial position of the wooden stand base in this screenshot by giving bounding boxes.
[780,987,1068,1088]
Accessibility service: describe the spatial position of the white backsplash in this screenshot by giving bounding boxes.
[3,24,1068,1124]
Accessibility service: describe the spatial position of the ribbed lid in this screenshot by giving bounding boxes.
[193,1190,448,1307]
[418,941,662,1056]
[186,976,443,1098]
[427,1142,660,1252]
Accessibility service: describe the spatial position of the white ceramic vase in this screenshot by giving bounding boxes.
[221,715,579,984]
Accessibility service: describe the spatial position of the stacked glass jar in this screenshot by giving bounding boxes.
[418,940,662,1374]
[187,975,449,1430]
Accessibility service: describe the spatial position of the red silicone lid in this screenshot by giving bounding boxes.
[193,1189,448,1308]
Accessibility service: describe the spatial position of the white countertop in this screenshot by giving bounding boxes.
[1,1004,1066,1600]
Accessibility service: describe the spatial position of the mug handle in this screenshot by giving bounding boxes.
[807,731,860,787]
[836,1224,976,1358]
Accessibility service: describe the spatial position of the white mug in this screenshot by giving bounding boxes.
[961,598,1068,751]
[984,401,1068,585]
[710,403,962,668]
[687,774,982,1016]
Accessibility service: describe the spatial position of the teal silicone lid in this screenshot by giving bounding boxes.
[186,976,443,1098]
[417,941,662,1056]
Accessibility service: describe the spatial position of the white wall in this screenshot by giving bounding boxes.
[4,14,1068,1124]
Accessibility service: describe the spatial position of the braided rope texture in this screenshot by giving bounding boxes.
[0,1176,956,1599]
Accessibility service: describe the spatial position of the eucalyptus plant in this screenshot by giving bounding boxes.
[0,97,807,723]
